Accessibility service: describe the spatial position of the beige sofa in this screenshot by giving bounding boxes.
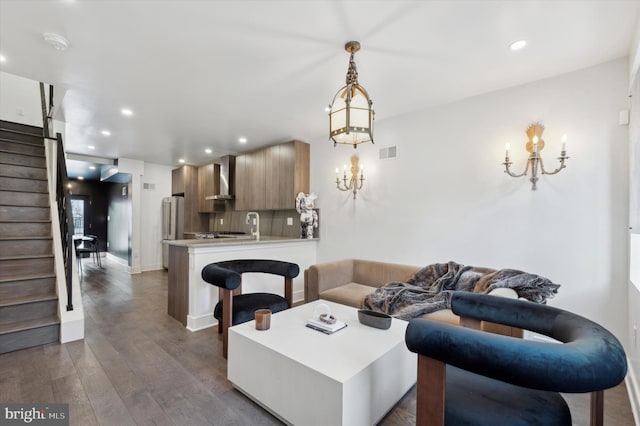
[304,258,523,337]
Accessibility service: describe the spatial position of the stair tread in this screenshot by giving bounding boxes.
[0,254,54,261]
[0,164,47,172]
[0,203,50,209]
[0,236,53,241]
[0,122,44,136]
[0,173,47,181]
[0,188,49,195]
[0,219,51,223]
[0,136,45,145]
[0,273,56,283]
[0,315,59,335]
[0,148,45,158]
[0,293,58,308]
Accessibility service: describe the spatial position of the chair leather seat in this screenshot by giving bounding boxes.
[214,293,289,325]
[445,365,571,425]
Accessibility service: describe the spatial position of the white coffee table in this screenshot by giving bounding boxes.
[227,300,416,426]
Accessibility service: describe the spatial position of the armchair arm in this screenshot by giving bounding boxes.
[304,259,355,303]
[405,292,627,393]
[201,264,241,290]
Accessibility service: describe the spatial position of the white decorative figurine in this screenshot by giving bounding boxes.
[295,192,318,239]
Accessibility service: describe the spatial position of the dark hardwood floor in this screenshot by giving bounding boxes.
[0,257,635,425]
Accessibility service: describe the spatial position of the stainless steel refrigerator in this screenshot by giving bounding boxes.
[162,196,184,269]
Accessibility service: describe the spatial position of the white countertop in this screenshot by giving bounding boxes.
[165,236,318,248]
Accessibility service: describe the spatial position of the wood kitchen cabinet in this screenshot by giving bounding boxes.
[249,148,267,209]
[235,140,309,211]
[171,167,185,195]
[172,165,208,233]
[197,163,222,213]
[271,140,310,209]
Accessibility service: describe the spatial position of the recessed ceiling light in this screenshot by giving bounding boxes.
[89,166,96,170]
[87,145,95,150]
[0,54,6,63]
[101,130,111,136]
[42,33,69,51]
[509,40,527,51]
[78,176,85,180]
[238,137,248,144]
[121,108,133,116]
[205,148,213,154]
[178,158,185,164]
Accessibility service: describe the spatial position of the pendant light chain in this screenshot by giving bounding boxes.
[346,51,359,85]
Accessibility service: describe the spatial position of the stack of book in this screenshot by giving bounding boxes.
[305,317,347,334]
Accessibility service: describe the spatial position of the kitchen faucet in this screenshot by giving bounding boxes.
[246,212,260,240]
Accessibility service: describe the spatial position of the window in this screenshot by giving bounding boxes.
[71,198,85,236]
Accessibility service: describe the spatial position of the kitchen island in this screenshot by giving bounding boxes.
[166,237,318,330]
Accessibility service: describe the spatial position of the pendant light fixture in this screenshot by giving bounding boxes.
[328,41,375,148]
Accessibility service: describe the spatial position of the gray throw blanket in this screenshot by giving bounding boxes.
[362,261,561,321]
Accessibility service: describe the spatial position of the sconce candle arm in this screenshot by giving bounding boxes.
[336,174,365,199]
[503,156,530,178]
[539,152,570,176]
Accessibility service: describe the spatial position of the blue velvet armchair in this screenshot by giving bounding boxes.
[405,292,627,426]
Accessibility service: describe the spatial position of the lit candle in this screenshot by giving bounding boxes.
[360,165,364,177]
[532,136,538,154]
[561,134,567,152]
[505,143,510,157]
[343,164,347,178]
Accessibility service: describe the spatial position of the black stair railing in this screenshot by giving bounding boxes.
[56,133,74,311]
[40,82,74,311]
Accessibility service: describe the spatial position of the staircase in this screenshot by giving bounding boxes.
[0,120,60,354]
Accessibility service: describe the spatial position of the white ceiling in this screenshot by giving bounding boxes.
[0,0,638,171]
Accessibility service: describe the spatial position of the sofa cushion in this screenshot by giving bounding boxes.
[422,307,523,337]
[320,282,374,308]
[353,260,419,288]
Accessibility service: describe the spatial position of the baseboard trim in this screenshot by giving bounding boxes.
[187,313,217,332]
[141,263,164,272]
[626,359,640,426]
[106,253,129,267]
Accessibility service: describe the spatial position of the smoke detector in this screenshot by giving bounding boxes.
[42,33,69,51]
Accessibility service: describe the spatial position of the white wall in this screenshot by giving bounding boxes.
[140,162,173,271]
[0,71,43,126]
[628,17,640,417]
[311,58,630,343]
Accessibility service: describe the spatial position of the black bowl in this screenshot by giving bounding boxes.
[358,309,392,330]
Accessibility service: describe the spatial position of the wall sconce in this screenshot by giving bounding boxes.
[335,155,364,199]
[503,123,569,190]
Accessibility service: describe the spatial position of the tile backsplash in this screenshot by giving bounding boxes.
[208,208,320,239]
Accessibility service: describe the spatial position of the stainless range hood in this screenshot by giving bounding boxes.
[205,155,236,200]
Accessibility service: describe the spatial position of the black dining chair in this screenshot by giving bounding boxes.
[74,235,101,275]
[84,234,101,267]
